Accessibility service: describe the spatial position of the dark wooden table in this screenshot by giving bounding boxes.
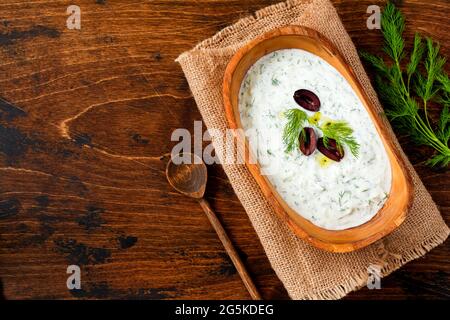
[0,0,448,300]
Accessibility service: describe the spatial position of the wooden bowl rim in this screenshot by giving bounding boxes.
[222,25,414,252]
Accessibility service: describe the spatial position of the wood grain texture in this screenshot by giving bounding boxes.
[0,0,448,299]
[197,198,262,300]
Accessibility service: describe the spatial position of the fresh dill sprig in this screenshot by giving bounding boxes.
[360,1,450,167]
[282,109,359,158]
[437,73,450,142]
[321,121,360,157]
[406,33,425,91]
[380,1,405,62]
[282,108,308,152]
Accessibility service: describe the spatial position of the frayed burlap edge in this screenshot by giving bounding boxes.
[307,228,449,300]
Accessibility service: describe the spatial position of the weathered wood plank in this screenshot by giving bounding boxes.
[0,0,448,299]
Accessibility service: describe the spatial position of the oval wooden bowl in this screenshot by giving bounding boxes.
[222,26,414,253]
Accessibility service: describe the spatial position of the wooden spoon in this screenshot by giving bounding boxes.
[166,152,262,300]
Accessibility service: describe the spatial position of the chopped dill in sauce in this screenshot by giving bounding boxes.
[238,49,392,230]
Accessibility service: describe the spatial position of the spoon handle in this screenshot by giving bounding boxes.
[198,198,262,300]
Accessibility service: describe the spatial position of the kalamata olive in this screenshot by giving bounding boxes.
[293,89,321,111]
[299,127,317,156]
[317,137,344,161]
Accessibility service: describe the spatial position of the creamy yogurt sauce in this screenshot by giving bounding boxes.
[238,49,392,230]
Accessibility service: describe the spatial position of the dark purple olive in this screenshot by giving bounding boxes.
[293,89,321,111]
[317,137,344,162]
[299,127,317,156]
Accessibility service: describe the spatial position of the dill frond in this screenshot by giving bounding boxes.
[438,72,450,95]
[359,51,389,75]
[381,2,405,62]
[360,1,450,167]
[282,108,308,152]
[438,106,450,144]
[406,33,425,90]
[416,38,446,102]
[320,121,360,157]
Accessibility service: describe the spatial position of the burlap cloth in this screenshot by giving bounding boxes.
[176,0,449,299]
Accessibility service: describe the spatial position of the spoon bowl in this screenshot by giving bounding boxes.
[166,153,207,199]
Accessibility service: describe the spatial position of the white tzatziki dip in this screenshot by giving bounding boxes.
[238,49,392,230]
